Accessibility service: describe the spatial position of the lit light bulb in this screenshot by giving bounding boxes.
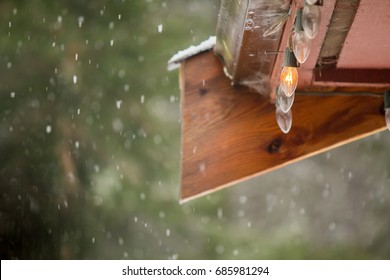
[302,5,321,39]
[280,66,298,97]
[276,86,294,113]
[306,0,319,5]
[276,106,292,134]
[292,31,311,63]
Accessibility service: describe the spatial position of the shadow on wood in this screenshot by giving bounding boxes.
[180,51,386,202]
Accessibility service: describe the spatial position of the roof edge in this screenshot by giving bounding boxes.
[167,36,216,71]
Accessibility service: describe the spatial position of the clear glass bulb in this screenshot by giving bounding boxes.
[306,0,318,5]
[386,108,390,131]
[280,66,298,97]
[292,31,311,63]
[302,5,321,39]
[277,86,294,113]
[276,106,292,134]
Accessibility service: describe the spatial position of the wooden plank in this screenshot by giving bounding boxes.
[314,68,390,87]
[337,0,390,69]
[215,0,289,87]
[316,0,360,68]
[180,51,386,202]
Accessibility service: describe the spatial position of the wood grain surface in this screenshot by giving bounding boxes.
[179,51,386,202]
[215,0,287,83]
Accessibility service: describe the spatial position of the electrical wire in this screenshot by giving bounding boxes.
[295,91,384,97]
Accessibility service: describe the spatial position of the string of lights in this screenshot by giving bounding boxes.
[271,0,390,134]
[273,0,323,134]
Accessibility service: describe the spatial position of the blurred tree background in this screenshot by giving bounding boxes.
[0,0,389,259]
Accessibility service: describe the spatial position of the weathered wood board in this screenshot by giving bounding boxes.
[180,51,386,202]
[215,0,288,83]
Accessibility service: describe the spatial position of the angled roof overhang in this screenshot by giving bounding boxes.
[169,0,389,202]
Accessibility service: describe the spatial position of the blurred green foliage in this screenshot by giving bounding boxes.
[0,0,390,260]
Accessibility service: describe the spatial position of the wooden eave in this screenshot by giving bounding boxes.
[174,0,389,202]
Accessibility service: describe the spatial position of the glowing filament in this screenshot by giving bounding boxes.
[280,66,298,97]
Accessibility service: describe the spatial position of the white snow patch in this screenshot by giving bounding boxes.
[239,195,247,204]
[167,36,216,71]
[217,208,223,219]
[215,245,225,254]
[78,16,84,28]
[112,118,124,132]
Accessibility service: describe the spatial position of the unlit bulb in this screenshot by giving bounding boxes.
[280,66,298,97]
[292,31,311,63]
[276,86,294,113]
[384,91,390,132]
[276,106,292,134]
[386,108,390,131]
[302,5,321,39]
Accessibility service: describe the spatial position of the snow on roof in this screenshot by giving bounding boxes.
[167,36,216,71]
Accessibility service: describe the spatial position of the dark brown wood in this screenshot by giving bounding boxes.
[180,51,386,202]
[313,68,390,87]
[317,0,360,68]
